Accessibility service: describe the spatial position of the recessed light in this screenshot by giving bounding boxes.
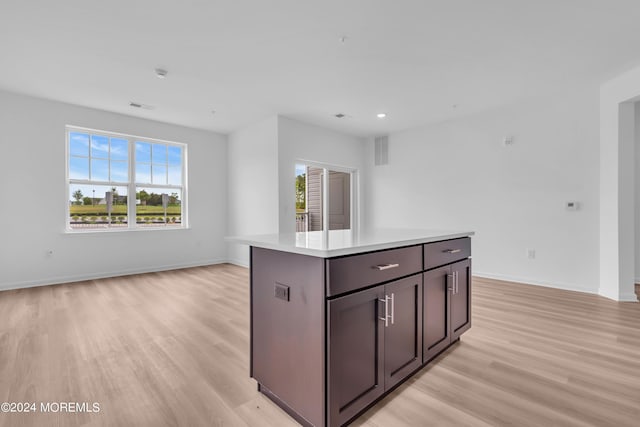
[377,113,387,118]
[155,68,168,79]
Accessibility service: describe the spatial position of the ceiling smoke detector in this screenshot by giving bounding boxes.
[155,68,168,79]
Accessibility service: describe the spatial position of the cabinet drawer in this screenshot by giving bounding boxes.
[326,246,422,297]
[424,237,470,270]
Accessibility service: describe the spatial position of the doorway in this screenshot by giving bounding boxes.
[295,163,355,232]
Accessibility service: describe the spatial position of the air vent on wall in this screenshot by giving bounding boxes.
[374,135,389,166]
[129,102,155,110]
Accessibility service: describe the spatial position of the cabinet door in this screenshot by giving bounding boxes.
[384,274,423,390]
[450,258,471,341]
[423,266,451,363]
[328,285,385,427]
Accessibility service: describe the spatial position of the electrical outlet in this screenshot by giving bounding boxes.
[527,249,536,259]
[274,283,290,301]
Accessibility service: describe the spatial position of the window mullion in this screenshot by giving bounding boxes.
[129,138,136,229]
[88,136,92,180]
[107,137,111,182]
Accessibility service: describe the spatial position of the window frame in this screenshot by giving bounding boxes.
[65,126,188,232]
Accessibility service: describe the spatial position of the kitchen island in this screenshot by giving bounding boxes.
[227,229,474,427]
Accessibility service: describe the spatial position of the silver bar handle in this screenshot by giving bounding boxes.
[390,293,395,325]
[443,249,461,254]
[378,296,389,327]
[454,271,459,294]
[373,263,400,271]
[447,274,454,292]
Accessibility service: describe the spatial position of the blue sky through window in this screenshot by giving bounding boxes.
[69,157,89,180]
[91,159,109,181]
[70,132,89,156]
[110,138,128,160]
[70,132,183,200]
[70,132,130,181]
[152,144,167,163]
[136,142,151,162]
[91,135,109,158]
[168,146,181,164]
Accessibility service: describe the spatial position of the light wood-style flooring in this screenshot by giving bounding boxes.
[0,265,639,427]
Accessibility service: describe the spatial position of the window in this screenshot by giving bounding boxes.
[294,162,355,232]
[67,127,187,231]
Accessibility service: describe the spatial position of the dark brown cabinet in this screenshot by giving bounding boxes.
[383,275,423,389]
[328,274,422,427]
[249,236,472,427]
[423,258,471,363]
[328,285,385,426]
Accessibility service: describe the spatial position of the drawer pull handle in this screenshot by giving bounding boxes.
[443,249,461,254]
[373,263,399,271]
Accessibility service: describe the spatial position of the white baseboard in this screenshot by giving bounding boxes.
[0,258,228,292]
[473,271,598,295]
[617,292,640,302]
[226,258,249,268]
[475,271,640,302]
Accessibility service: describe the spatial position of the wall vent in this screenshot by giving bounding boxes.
[129,101,155,110]
[374,135,389,166]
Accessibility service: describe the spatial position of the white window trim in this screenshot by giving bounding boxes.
[65,125,189,232]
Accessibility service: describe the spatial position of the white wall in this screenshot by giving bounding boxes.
[226,116,279,266]
[277,116,366,234]
[225,115,366,266]
[634,102,640,283]
[0,90,227,290]
[599,66,640,301]
[365,84,600,294]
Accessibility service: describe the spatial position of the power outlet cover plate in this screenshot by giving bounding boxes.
[274,283,290,301]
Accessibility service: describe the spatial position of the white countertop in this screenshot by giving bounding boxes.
[226,228,474,258]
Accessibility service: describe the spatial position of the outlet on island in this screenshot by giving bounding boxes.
[274,283,289,301]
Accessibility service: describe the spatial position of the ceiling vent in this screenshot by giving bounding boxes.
[374,135,389,166]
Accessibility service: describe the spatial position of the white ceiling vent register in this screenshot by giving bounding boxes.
[374,136,389,166]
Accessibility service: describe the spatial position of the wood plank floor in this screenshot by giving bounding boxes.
[0,265,639,427]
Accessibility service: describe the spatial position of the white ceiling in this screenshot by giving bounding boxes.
[2,0,640,137]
